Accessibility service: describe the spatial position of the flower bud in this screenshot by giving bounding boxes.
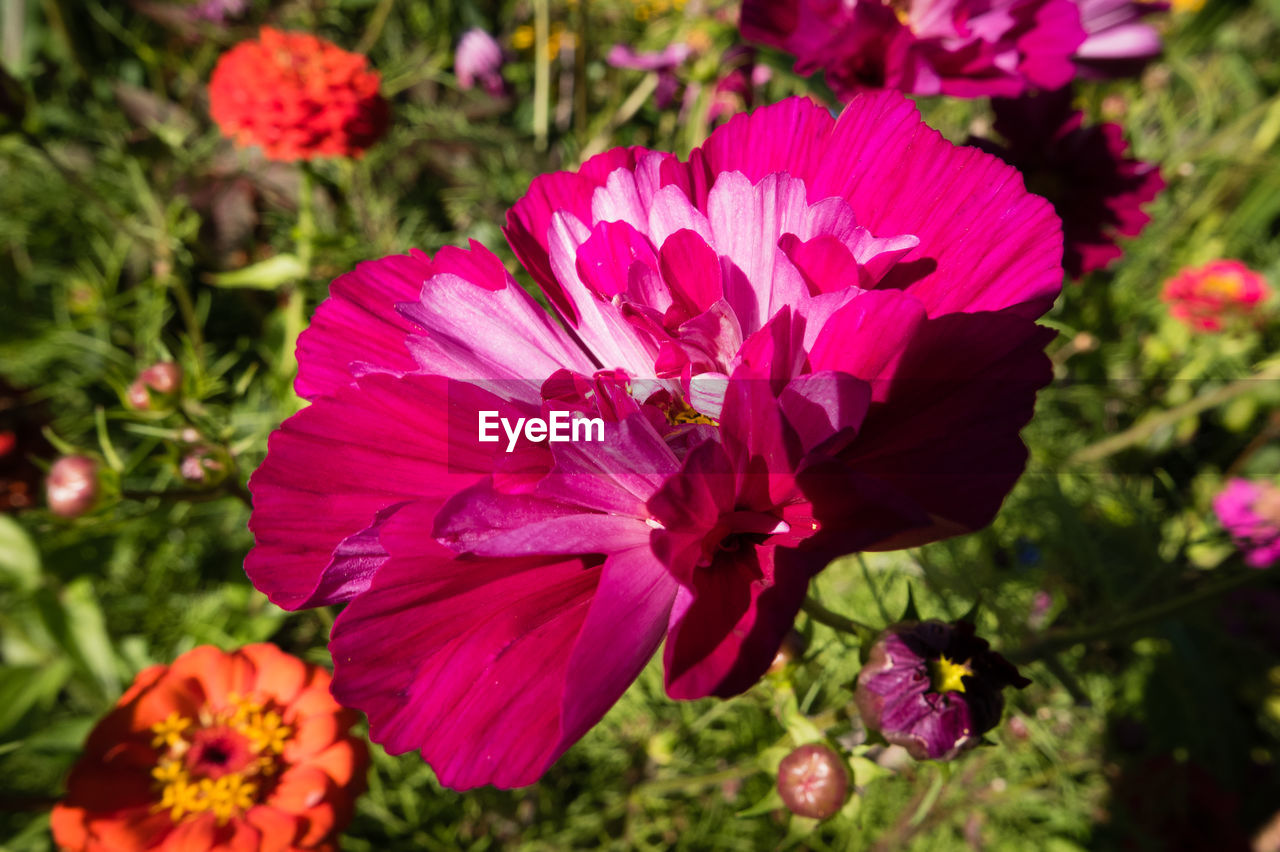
[46,455,99,518]
[180,448,225,484]
[127,362,182,410]
[854,620,1030,762]
[776,743,848,820]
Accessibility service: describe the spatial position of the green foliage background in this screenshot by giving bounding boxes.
[1,0,1279,848]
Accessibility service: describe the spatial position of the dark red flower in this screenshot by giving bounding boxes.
[971,87,1164,277]
[208,28,389,162]
[854,620,1029,761]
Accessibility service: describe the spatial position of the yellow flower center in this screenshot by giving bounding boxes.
[148,693,293,825]
[930,655,973,694]
[665,398,717,427]
[1198,273,1243,300]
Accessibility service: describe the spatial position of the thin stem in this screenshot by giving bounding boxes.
[280,168,315,381]
[533,0,550,152]
[1070,361,1280,465]
[801,596,878,637]
[628,764,758,799]
[1008,567,1268,662]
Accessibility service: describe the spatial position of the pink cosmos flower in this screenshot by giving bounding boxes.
[246,92,1062,790]
[740,0,1160,98]
[1161,259,1270,332]
[606,44,692,109]
[1213,478,1280,568]
[1073,0,1166,78]
[971,87,1164,277]
[456,28,508,97]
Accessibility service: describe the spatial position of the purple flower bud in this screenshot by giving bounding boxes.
[188,0,248,24]
[456,29,507,97]
[776,743,848,820]
[854,620,1030,762]
[180,448,225,483]
[46,455,99,518]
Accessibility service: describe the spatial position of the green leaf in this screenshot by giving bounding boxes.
[0,660,73,737]
[0,515,41,591]
[33,580,121,700]
[206,254,306,290]
[736,784,785,818]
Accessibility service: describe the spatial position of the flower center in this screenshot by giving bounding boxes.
[1199,273,1243,300]
[1253,487,1280,527]
[664,397,717,427]
[148,694,293,825]
[929,655,973,694]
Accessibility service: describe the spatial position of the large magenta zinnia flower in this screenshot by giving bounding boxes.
[246,93,1063,790]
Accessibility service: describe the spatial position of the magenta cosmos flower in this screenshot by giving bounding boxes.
[739,0,1160,98]
[971,87,1164,277]
[246,93,1063,790]
[1214,478,1280,568]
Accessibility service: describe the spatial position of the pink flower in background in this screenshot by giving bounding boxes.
[188,0,248,24]
[708,46,772,122]
[1161,259,1270,331]
[606,44,692,109]
[1073,0,1166,78]
[740,0,1087,98]
[456,28,508,96]
[1213,478,1280,568]
[247,93,1062,789]
[970,87,1164,277]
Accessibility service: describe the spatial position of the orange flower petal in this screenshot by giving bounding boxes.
[246,805,303,852]
[241,644,309,707]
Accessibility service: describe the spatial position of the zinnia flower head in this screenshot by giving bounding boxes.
[246,92,1062,789]
[51,644,368,852]
[455,28,507,97]
[1161,259,1270,332]
[971,87,1164,278]
[1213,478,1280,568]
[208,28,389,161]
[854,620,1030,760]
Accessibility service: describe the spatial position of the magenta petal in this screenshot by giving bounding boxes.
[574,219,667,308]
[560,546,677,736]
[330,500,673,790]
[399,244,596,386]
[808,289,929,395]
[844,311,1056,544]
[663,544,811,699]
[778,371,872,455]
[692,93,1064,319]
[658,229,724,319]
[295,250,435,400]
[245,373,506,609]
[505,147,653,317]
[330,511,599,789]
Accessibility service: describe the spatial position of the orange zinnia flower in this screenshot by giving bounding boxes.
[51,644,368,852]
[208,28,389,162]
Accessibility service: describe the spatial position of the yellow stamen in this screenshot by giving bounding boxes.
[150,712,192,750]
[931,655,973,694]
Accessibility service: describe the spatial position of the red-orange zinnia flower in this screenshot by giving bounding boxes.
[1160,259,1270,332]
[51,644,368,852]
[208,28,389,161]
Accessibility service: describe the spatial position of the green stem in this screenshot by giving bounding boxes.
[1070,361,1280,465]
[281,168,315,381]
[1008,567,1269,663]
[629,764,759,799]
[801,597,878,638]
[533,0,550,152]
